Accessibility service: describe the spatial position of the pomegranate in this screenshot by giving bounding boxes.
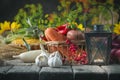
[67,30,85,40]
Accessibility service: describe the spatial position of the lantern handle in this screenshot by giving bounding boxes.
[84,4,114,32]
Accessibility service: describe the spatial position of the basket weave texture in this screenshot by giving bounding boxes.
[45,40,85,56]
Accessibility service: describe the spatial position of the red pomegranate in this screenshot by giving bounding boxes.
[67,30,85,40]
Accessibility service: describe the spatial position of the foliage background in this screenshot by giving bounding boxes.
[0,0,120,22]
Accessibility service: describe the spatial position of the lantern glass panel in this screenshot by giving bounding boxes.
[85,25,112,65]
[87,36,108,64]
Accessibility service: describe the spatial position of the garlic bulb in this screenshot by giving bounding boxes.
[35,44,49,67]
[35,53,48,67]
[54,51,62,59]
[48,51,63,67]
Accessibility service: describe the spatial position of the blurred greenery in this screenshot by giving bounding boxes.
[14,0,116,29]
[3,0,117,40]
[14,4,47,39]
[14,4,43,28]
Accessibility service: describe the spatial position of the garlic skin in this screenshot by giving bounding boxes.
[48,51,63,67]
[35,44,49,67]
[35,53,48,67]
[40,44,49,57]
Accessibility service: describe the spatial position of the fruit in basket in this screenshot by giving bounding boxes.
[45,27,67,41]
[67,30,85,40]
[45,27,69,58]
[44,27,87,64]
[57,24,69,35]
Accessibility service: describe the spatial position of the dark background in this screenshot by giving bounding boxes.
[0,0,59,22]
[0,0,120,22]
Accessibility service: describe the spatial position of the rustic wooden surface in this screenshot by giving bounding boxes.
[0,60,120,80]
[73,65,107,80]
[102,65,120,80]
[6,65,40,80]
[40,66,73,80]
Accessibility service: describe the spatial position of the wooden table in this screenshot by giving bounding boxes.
[0,59,120,80]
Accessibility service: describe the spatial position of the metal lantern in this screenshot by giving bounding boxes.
[85,25,112,65]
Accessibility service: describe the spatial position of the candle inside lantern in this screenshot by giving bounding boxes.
[94,59,104,63]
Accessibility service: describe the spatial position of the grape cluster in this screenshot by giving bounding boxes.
[66,39,88,64]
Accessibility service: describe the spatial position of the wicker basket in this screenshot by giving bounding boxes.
[45,40,85,55]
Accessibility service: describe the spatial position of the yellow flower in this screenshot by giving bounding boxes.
[11,22,21,32]
[2,21,11,30]
[0,21,11,34]
[77,24,85,31]
[113,22,120,35]
[0,23,4,34]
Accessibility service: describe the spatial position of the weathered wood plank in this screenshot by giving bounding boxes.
[4,59,34,66]
[102,65,120,80]
[6,65,41,80]
[39,66,73,80]
[72,65,107,80]
[0,66,13,80]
